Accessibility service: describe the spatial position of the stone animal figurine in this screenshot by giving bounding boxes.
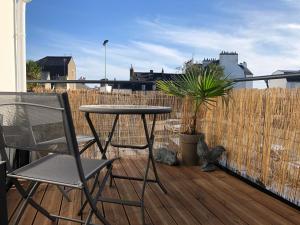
[154,147,178,166]
[197,135,225,171]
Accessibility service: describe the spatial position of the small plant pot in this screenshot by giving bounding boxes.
[180,133,202,166]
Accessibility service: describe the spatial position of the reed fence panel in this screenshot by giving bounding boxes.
[182,88,300,206]
[34,88,300,206]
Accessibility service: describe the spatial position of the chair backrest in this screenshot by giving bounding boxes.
[0,92,79,156]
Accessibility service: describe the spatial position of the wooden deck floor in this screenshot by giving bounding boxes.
[7,157,300,225]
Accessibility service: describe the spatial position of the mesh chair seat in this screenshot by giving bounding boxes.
[36,135,94,148]
[7,154,109,188]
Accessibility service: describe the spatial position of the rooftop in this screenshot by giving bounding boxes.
[36,56,73,67]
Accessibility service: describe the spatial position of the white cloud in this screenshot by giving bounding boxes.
[27,30,188,80]
[283,23,300,30]
[27,0,300,83]
[136,5,300,76]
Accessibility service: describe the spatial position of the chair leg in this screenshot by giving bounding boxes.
[83,167,112,225]
[109,165,113,187]
[12,182,40,225]
[78,170,101,215]
[8,181,39,223]
[56,185,71,202]
[84,209,93,225]
[12,179,55,223]
[85,177,110,225]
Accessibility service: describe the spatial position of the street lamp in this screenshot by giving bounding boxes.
[102,39,109,80]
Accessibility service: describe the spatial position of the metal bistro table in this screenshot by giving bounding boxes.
[79,104,171,224]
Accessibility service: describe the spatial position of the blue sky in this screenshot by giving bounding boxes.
[26,0,300,81]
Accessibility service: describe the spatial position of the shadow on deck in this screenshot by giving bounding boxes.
[7,157,300,225]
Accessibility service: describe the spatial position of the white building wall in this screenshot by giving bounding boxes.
[219,53,247,89]
[245,75,253,89]
[268,79,287,88]
[15,0,27,92]
[0,0,16,91]
[0,0,28,92]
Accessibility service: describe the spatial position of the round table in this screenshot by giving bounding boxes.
[79,104,171,114]
[79,104,171,224]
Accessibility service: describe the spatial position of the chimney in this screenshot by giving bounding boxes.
[130,64,135,80]
[150,69,154,74]
[219,51,238,67]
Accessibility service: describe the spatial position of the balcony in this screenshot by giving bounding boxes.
[2,87,300,224]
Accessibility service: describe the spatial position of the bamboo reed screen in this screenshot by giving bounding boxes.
[34,88,299,206]
[182,88,300,206]
[34,88,182,158]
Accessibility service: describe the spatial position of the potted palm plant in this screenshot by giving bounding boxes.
[157,65,233,165]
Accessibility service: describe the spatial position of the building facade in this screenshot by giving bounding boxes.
[269,70,300,88]
[129,66,180,91]
[129,51,253,90]
[202,51,253,88]
[36,56,76,90]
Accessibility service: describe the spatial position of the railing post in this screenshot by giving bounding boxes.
[0,161,8,225]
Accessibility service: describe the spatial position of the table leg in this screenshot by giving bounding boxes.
[141,114,167,194]
[85,113,119,159]
[138,114,168,225]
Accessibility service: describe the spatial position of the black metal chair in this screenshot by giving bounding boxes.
[0,92,116,225]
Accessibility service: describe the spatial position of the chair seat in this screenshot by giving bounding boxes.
[36,135,94,146]
[8,154,109,188]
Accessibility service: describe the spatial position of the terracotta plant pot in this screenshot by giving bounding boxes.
[180,133,202,166]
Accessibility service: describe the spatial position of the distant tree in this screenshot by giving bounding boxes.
[26,60,41,91]
[183,59,225,78]
[205,63,224,78]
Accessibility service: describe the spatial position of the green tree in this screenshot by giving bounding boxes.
[26,60,41,91]
[183,59,225,79]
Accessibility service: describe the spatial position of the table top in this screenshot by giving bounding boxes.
[79,105,172,114]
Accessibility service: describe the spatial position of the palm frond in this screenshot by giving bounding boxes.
[157,65,234,134]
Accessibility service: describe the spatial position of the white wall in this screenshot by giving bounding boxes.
[245,75,253,89]
[269,79,287,88]
[0,0,17,91]
[0,0,27,92]
[219,54,247,88]
[15,0,27,92]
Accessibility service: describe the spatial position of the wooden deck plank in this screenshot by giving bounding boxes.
[8,183,48,225]
[136,158,224,225]
[111,160,153,225]
[102,181,130,225]
[212,170,300,224]
[6,157,300,225]
[163,166,247,225]
[58,188,82,225]
[7,186,23,220]
[120,158,178,225]
[165,164,300,225]
[32,184,63,225]
[190,167,296,225]
[130,158,200,225]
